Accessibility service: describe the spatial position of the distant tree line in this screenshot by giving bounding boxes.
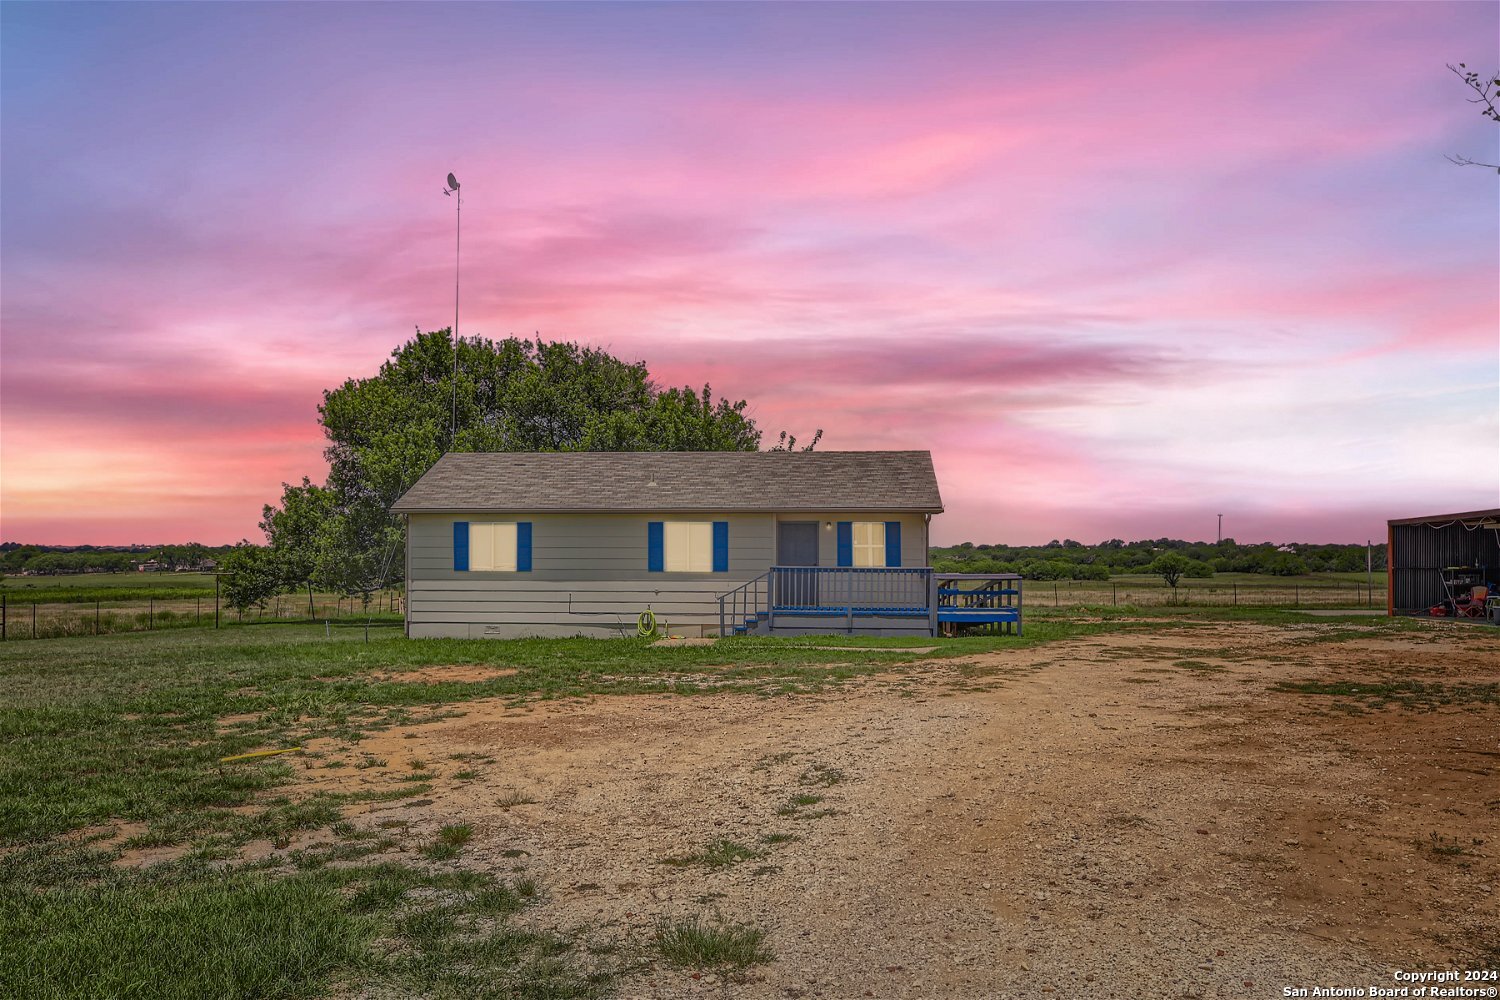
[930,538,1386,582]
[0,543,229,575]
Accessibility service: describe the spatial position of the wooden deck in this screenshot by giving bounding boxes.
[718,568,1023,637]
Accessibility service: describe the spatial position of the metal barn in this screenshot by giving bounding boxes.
[1387,508,1500,615]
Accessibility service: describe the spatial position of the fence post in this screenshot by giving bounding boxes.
[149,598,154,630]
[96,601,101,635]
[215,575,221,629]
[1054,582,1058,607]
[197,597,201,624]
[2,594,6,641]
[33,601,38,639]
[1112,583,1117,606]
[1233,583,1237,606]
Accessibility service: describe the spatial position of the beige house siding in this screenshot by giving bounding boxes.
[405,511,929,638]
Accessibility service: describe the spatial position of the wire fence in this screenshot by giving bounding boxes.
[1038,579,1383,609]
[0,590,405,641]
[1,578,1387,641]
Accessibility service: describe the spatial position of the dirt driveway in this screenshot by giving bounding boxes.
[308,621,1500,998]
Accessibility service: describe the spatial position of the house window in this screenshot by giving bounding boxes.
[664,521,714,572]
[469,522,518,572]
[852,522,886,567]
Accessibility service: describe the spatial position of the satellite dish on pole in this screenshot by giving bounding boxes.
[446,172,460,192]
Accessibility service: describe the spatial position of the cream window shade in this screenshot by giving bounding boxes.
[852,521,886,568]
[664,521,714,572]
[469,522,518,572]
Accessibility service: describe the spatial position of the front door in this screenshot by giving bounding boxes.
[776,522,820,607]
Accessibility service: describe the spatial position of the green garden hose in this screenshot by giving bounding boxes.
[636,609,658,637]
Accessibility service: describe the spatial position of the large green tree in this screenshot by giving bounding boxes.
[259,330,802,598]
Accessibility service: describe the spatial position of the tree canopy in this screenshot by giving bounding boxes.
[218,544,283,612]
[1148,552,1192,589]
[257,330,805,598]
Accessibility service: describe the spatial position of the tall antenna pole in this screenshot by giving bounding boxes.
[1217,513,1223,543]
[444,172,462,448]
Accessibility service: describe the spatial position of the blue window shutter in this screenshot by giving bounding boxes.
[453,521,469,572]
[885,521,902,567]
[836,522,853,567]
[712,521,729,572]
[516,522,532,572]
[647,521,664,572]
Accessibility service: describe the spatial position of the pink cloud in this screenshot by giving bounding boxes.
[2,1,1494,545]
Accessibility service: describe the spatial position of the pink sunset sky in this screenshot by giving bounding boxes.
[2,2,1496,547]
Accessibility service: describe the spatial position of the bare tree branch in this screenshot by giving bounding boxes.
[1448,63,1500,121]
[1446,63,1499,173]
[1445,153,1500,173]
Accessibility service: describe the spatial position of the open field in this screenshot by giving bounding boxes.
[0,571,219,602]
[0,610,1494,998]
[1027,572,1388,610]
[0,572,404,639]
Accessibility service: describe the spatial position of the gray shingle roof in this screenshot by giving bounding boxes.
[392,451,942,513]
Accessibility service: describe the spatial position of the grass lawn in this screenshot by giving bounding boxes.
[0,618,1121,998]
[3,606,1438,996]
[0,621,1118,843]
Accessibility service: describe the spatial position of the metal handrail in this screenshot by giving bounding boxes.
[717,571,770,637]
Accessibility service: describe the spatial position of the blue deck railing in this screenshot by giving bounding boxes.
[935,572,1023,634]
[716,566,931,635]
[717,567,1024,636]
[769,566,932,631]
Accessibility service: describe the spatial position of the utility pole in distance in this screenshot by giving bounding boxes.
[1217,513,1223,543]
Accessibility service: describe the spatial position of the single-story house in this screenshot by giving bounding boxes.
[390,450,948,638]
